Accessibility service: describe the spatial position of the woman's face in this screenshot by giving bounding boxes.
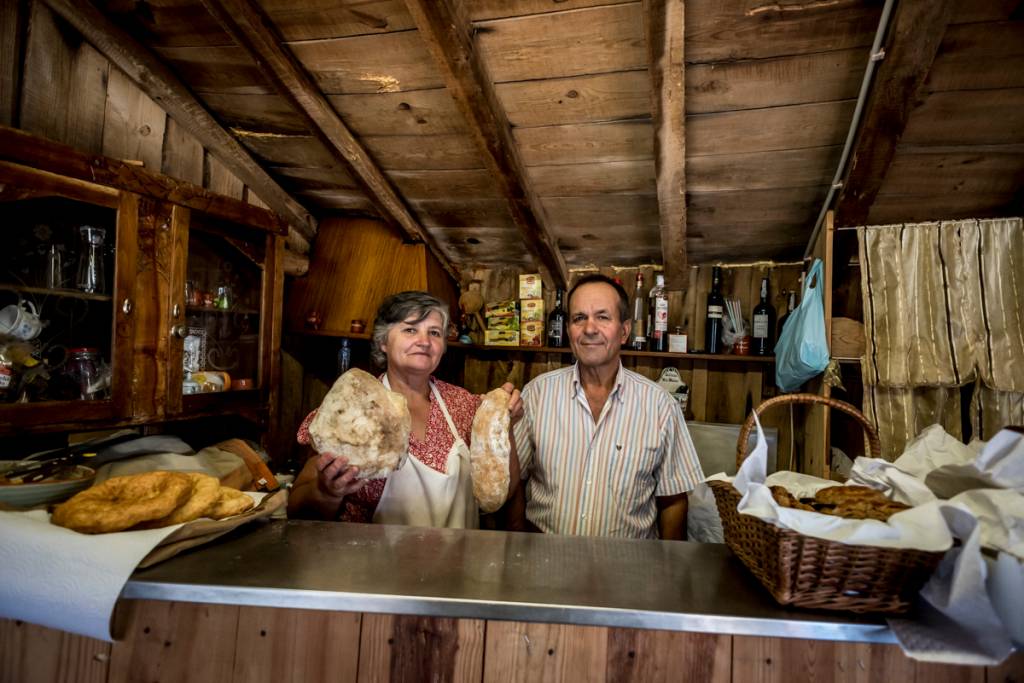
[381,310,446,376]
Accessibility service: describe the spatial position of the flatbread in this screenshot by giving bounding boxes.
[470,389,511,513]
[308,368,411,479]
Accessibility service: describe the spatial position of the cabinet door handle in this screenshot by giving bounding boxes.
[122,298,133,315]
[172,303,180,318]
[170,324,188,339]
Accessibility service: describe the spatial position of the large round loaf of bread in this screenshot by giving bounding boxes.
[470,388,511,513]
[308,368,411,479]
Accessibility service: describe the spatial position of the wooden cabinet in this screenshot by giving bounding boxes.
[0,127,285,436]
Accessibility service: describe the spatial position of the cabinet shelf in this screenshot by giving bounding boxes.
[186,305,260,316]
[0,283,112,302]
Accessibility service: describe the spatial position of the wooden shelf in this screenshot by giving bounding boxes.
[0,283,112,302]
[187,305,260,315]
[291,330,775,364]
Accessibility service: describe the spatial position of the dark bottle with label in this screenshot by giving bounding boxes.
[777,290,797,341]
[705,266,725,354]
[547,288,567,347]
[648,273,668,352]
[752,277,776,356]
[630,272,647,350]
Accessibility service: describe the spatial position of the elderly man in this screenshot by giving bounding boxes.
[510,273,704,539]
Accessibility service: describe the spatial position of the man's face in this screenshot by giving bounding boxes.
[568,282,629,371]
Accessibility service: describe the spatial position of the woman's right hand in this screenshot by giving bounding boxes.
[315,452,365,499]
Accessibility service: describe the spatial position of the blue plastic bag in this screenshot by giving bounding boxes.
[775,259,829,392]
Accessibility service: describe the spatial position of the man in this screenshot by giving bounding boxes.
[510,274,704,539]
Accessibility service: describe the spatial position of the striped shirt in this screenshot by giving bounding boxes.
[514,363,704,538]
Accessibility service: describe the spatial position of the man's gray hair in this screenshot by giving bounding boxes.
[370,291,450,367]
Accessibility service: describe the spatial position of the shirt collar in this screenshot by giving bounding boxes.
[570,362,627,403]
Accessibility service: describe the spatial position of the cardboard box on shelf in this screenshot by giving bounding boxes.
[484,299,517,318]
[487,316,520,331]
[521,321,544,346]
[518,274,542,300]
[520,298,545,322]
[485,329,520,346]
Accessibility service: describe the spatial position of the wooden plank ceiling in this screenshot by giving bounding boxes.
[91,0,1023,274]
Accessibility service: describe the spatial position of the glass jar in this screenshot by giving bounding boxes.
[75,226,106,294]
[67,347,102,400]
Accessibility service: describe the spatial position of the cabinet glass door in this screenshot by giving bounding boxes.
[0,187,122,418]
[178,218,264,409]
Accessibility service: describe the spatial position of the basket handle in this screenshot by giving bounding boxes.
[735,393,881,468]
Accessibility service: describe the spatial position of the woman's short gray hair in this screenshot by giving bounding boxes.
[370,291,450,367]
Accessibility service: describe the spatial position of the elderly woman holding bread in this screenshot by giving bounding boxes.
[289,291,522,528]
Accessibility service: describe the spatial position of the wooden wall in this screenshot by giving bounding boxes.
[3,603,1020,682]
[0,1,267,211]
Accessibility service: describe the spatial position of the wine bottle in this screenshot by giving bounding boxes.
[648,273,668,352]
[752,277,776,356]
[630,272,647,350]
[547,288,567,347]
[705,266,725,354]
[777,290,796,340]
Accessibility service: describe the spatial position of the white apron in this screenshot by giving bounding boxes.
[372,379,478,529]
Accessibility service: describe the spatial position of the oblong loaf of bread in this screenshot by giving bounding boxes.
[308,368,411,479]
[470,388,511,513]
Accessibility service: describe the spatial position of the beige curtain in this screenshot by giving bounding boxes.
[859,218,1024,458]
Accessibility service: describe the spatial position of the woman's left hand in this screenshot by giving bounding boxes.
[500,382,523,426]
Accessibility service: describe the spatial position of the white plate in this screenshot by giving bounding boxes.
[0,462,96,508]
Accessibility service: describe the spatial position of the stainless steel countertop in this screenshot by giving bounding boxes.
[123,520,895,643]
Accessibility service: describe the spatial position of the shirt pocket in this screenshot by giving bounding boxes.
[610,438,661,499]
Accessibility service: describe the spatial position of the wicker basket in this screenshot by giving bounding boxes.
[709,393,945,613]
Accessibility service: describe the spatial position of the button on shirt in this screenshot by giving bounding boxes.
[513,363,704,538]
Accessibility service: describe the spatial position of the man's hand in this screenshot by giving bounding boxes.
[500,382,524,426]
[656,493,688,540]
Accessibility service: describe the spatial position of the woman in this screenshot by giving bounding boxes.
[288,291,522,527]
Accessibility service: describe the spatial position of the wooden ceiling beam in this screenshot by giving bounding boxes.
[200,0,460,283]
[834,0,957,227]
[39,0,317,242]
[404,0,569,289]
[644,0,687,288]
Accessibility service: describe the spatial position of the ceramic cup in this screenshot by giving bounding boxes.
[0,300,43,340]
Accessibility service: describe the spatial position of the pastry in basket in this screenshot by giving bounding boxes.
[769,485,815,511]
[51,471,256,534]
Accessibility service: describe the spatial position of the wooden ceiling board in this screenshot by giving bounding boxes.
[387,169,502,200]
[515,119,654,166]
[687,100,856,157]
[429,227,535,266]
[474,3,646,83]
[270,165,360,190]
[866,191,1020,225]
[877,146,1024,198]
[328,89,468,136]
[541,195,660,230]
[924,22,1024,93]
[900,88,1024,146]
[687,49,864,114]
[411,198,516,229]
[684,0,880,64]
[460,0,636,22]
[360,133,485,170]
[950,0,1023,24]
[156,31,445,95]
[527,160,656,196]
[289,31,445,94]
[296,188,377,212]
[687,186,827,228]
[496,70,651,128]
[688,238,806,263]
[101,0,414,47]
[201,93,308,134]
[155,45,271,95]
[237,132,341,168]
[687,146,841,192]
